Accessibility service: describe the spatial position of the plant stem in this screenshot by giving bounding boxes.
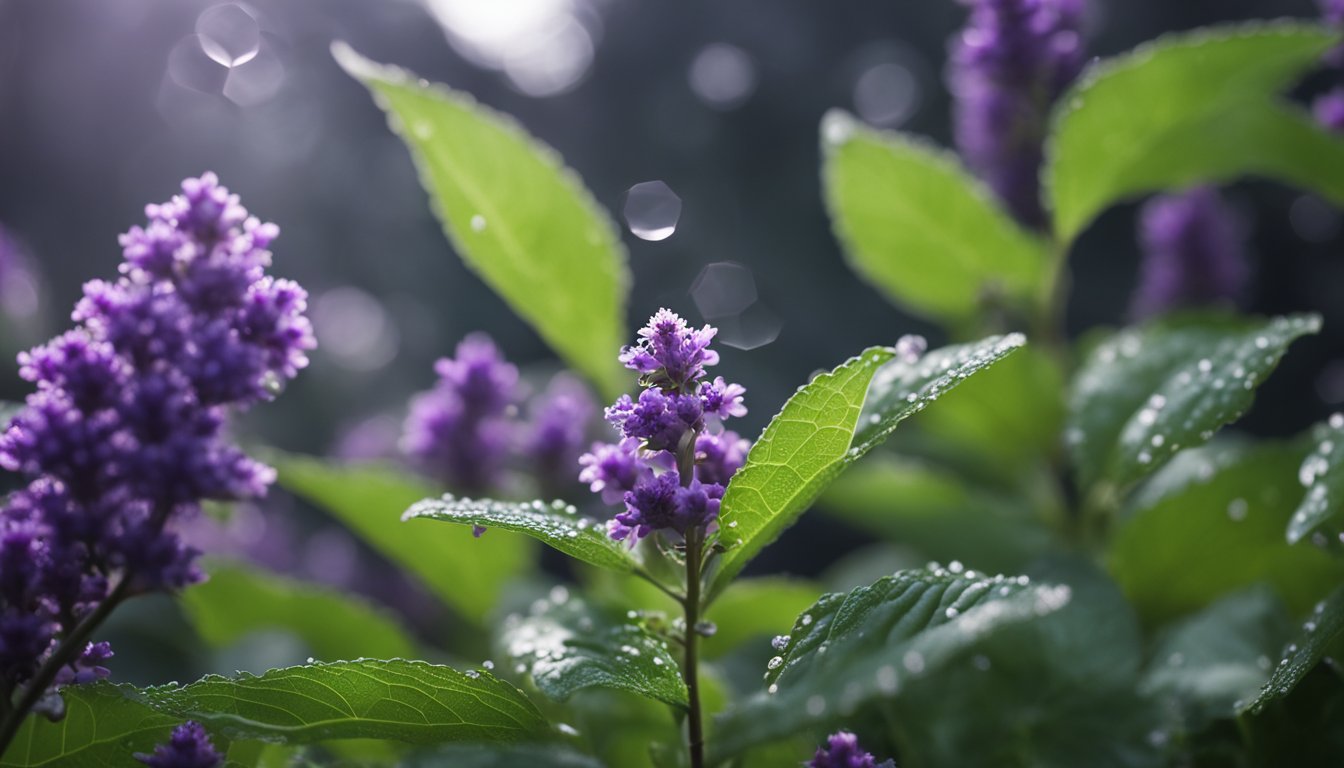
[0,577,132,752]
[683,526,706,768]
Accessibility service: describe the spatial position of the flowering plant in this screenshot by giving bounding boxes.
[4,2,1344,767]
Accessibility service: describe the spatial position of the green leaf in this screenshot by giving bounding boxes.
[1140,588,1291,729]
[0,685,190,767]
[181,560,417,661]
[1110,440,1344,623]
[333,44,629,399]
[1240,584,1344,715]
[701,578,820,660]
[710,567,1072,759]
[1289,414,1344,545]
[1047,21,1344,242]
[712,334,1025,600]
[821,111,1049,322]
[820,454,1053,573]
[497,590,687,708]
[1067,313,1319,492]
[405,745,605,767]
[404,496,642,575]
[273,454,533,624]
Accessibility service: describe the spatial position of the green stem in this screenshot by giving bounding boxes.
[683,527,706,768]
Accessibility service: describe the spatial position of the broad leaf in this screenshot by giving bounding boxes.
[274,454,533,624]
[404,496,641,575]
[0,685,191,767]
[710,567,1071,758]
[334,44,629,399]
[702,578,820,660]
[1140,588,1290,729]
[1047,22,1344,242]
[497,590,686,708]
[1240,584,1344,715]
[1111,440,1344,622]
[1067,313,1319,492]
[1288,414,1344,545]
[712,334,1025,599]
[405,745,605,767]
[181,560,417,661]
[821,111,1049,323]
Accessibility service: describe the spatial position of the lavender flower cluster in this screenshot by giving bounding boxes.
[949,0,1086,228]
[135,721,222,768]
[808,730,884,768]
[1130,185,1247,319]
[581,309,749,542]
[0,174,313,698]
[402,335,596,499]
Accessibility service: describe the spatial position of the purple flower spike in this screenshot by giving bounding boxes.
[808,731,880,768]
[949,0,1086,228]
[1131,186,1247,319]
[619,308,720,391]
[135,721,223,768]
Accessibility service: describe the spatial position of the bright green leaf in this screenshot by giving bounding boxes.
[333,44,629,399]
[273,454,533,625]
[1111,440,1344,623]
[1240,584,1344,715]
[1288,414,1344,545]
[711,335,1025,600]
[822,110,1049,322]
[710,567,1071,759]
[181,560,417,661]
[404,496,641,575]
[496,591,687,708]
[1047,22,1344,242]
[1068,313,1319,492]
[702,578,820,660]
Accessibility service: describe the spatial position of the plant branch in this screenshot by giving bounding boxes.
[682,526,706,768]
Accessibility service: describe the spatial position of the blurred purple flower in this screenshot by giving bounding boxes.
[1314,88,1344,133]
[524,373,596,496]
[134,721,222,768]
[808,731,879,768]
[1131,186,1247,319]
[949,0,1086,228]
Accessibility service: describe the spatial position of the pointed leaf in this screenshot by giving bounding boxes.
[821,111,1049,322]
[1240,584,1344,715]
[1288,414,1344,545]
[274,454,534,624]
[497,591,686,708]
[711,335,1025,599]
[1067,313,1319,491]
[711,568,1071,759]
[181,560,417,661]
[404,496,641,575]
[1048,22,1344,242]
[334,44,629,399]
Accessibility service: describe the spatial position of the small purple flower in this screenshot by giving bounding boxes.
[579,438,650,505]
[134,721,223,768]
[619,308,720,391]
[695,430,750,487]
[808,731,879,768]
[402,333,518,493]
[949,0,1086,228]
[1131,185,1247,319]
[611,473,723,540]
[699,376,747,420]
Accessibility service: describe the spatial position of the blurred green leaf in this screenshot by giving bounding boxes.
[1288,415,1344,545]
[1047,22,1344,242]
[405,496,642,576]
[405,745,604,767]
[1111,440,1344,622]
[273,454,534,625]
[496,591,686,708]
[1240,584,1344,716]
[1067,313,1319,492]
[712,335,1025,600]
[334,44,629,399]
[820,454,1053,573]
[181,560,417,661]
[702,578,820,660]
[710,567,1071,759]
[821,110,1049,323]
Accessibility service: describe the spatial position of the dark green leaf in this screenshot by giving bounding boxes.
[181,560,417,661]
[1240,584,1344,715]
[273,454,534,624]
[333,44,629,399]
[712,335,1025,600]
[1067,313,1319,491]
[710,567,1071,758]
[1288,414,1344,545]
[404,496,642,575]
[497,590,686,708]
[0,685,190,767]
[1047,22,1344,242]
[821,111,1049,322]
[405,744,605,767]
[1111,440,1344,622]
